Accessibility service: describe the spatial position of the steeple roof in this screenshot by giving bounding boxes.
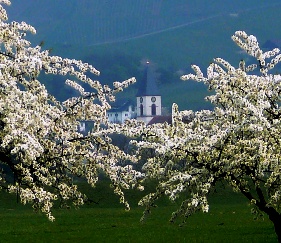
[136,62,160,97]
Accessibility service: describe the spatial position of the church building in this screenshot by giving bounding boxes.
[107,61,171,125]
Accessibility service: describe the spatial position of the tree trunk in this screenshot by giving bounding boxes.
[252,187,281,242]
[265,207,281,242]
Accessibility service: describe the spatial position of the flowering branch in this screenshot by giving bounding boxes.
[0,1,143,221]
[121,30,281,240]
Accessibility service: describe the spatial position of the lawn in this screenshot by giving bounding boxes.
[0,181,278,243]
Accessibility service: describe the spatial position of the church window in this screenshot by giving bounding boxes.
[151,104,156,115]
[140,104,143,116]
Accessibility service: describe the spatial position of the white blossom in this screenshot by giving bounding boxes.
[121,31,281,234]
[0,2,142,221]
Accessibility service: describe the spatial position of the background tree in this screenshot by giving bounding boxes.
[0,0,143,221]
[122,31,281,241]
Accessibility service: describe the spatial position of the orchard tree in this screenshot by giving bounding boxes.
[119,31,281,241]
[0,0,143,221]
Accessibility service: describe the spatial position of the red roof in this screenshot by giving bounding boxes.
[147,116,172,125]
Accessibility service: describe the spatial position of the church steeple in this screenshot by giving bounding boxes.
[137,61,160,97]
[136,61,162,124]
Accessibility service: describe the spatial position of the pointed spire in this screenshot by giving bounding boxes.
[137,61,160,96]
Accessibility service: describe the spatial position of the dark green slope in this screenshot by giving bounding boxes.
[7,0,281,49]
[5,0,281,110]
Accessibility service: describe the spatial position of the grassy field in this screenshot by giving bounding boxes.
[0,181,278,242]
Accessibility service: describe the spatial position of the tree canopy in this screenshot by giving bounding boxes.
[1,0,281,241]
[0,0,143,221]
[119,31,281,241]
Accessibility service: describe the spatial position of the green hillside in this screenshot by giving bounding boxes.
[5,0,281,110]
[87,3,281,110]
[7,0,281,49]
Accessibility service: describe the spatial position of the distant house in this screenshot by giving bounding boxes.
[107,99,136,124]
[78,120,95,135]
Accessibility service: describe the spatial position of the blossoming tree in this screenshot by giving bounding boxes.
[0,0,143,221]
[123,31,281,240]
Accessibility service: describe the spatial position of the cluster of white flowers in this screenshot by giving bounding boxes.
[0,1,143,221]
[232,31,281,76]
[2,0,281,232]
[0,1,10,20]
[118,31,281,228]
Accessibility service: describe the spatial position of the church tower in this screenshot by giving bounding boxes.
[136,62,162,124]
